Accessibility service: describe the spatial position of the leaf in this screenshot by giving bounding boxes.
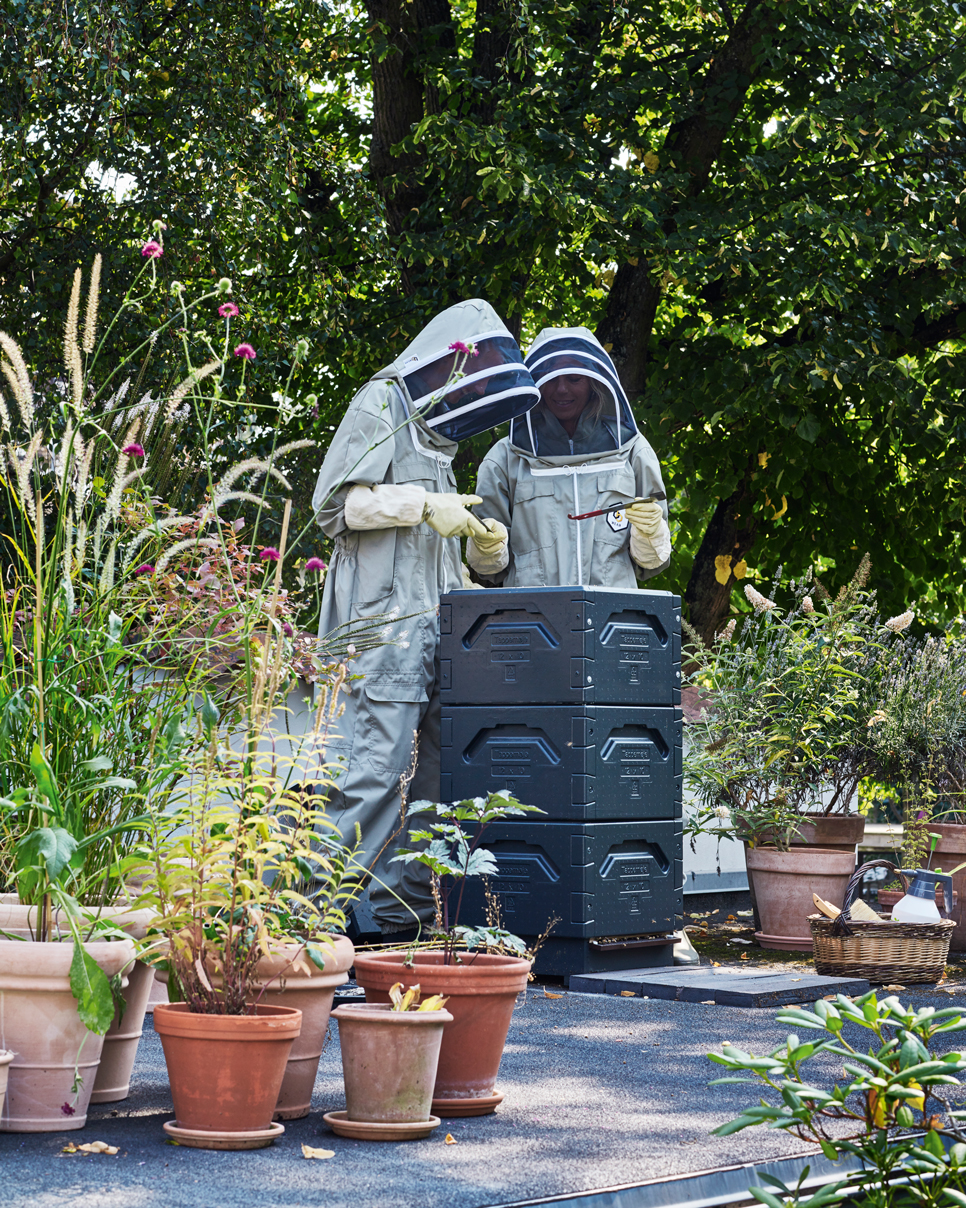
[418,995,448,1011]
[69,943,116,1035]
[301,1144,335,1159]
[30,742,61,814]
[444,1133,457,1144]
[18,826,78,885]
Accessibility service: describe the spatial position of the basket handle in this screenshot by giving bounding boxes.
[832,859,901,936]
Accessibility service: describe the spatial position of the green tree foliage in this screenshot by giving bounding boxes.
[4,1,966,635]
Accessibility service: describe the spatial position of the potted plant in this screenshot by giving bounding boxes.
[683,560,893,949]
[326,981,452,1141]
[353,790,541,1117]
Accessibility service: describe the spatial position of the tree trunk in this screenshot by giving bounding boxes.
[684,476,761,645]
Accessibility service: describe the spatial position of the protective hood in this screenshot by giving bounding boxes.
[373,299,539,443]
[511,327,639,461]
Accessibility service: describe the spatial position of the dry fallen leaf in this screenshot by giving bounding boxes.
[301,1144,335,1160]
[882,984,906,993]
[620,990,637,997]
[63,1141,118,1155]
[711,961,721,967]
[739,953,749,960]
[444,1133,457,1145]
[543,990,563,999]
[700,1000,716,1005]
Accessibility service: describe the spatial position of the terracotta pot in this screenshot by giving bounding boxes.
[332,1002,452,1127]
[918,824,966,951]
[789,814,866,852]
[745,846,856,951]
[0,1051,12,1120]
[155,934,354,1119]
[0,937,137,1131]
[353,950,531,1115]
[154,1002,301,1139]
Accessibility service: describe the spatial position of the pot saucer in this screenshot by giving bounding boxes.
[432,1090,504,1117]
[322,1110,441,1141]
[162,1119,285,1150]
[755,931,814,952]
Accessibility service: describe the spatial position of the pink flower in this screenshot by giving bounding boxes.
[234,343,256,360]
[259,547,280,562]
[283,622,294,637]
[141,241,163,259]
[219,302,240,318]
[122,443,145,458]
[134,564,155,576]
[305,557,326,573]
[449,341,478,357]
[61,1102,76,1117]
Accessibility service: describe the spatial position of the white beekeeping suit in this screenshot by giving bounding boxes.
[312,300,538,934]
[469,326,670,588]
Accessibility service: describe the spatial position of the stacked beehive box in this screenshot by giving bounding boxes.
[439,586,684,977]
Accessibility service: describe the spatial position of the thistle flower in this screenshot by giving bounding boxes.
[716,619,736,642]
[743,584,776,613]
[283,622,294,637]
[217,277,232,295]
[61,1102,76,1117]
[234,343,256,360]
[82,253,101,355]
[141,240,163,259]
[151,219,167,234]
[218,302,240,318]
[122,443,145,458]
[305,556,326,573]
[449,341,478,356]
[802,595,814,613]
[171,281,185,294]
[134,563,155,576]
[259,547,280,562]
[885,610,914,633]
[295,338,310,360]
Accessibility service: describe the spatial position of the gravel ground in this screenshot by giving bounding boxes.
[1,982,964,1208]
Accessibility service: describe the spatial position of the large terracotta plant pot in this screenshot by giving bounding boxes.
[89,907,156,1105]
[745,846,856,951]
[0,937,137,1131]
[353,950,531,1117]
[153,1002,301,1149]
[789,814,866,852]
[0,1051,12,1120]
[925,824,966,951]
[156,934,353,1119]
[326,1002,451,1141]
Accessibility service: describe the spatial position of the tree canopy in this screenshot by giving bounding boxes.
[3,0,966,636]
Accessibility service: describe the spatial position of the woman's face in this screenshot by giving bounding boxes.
[541,373,592,436]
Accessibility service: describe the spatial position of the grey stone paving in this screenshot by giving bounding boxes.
[1,983,964,1208]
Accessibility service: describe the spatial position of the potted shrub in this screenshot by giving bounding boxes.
[326,982,452,1141]
[684,560,894,949]
[353,790,540,1117]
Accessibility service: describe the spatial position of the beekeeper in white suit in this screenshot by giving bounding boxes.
[467,326,671,587]
[312,300,539,937]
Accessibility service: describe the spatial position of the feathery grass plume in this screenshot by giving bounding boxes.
[8,432,44,522]
[156,536,220,575]
[55,421,74,491]
[98,540,117,595]
[105,421,141,524]
[0,388,10,433]
[64,267,83,410]
[0,332,34,427]
[121,514,196,575]
[74,516,88,579]
[211,441,314,511]
[61,537,75,615]
[165,360,221,426]
[82,254,102,355]
[73,434,95,515]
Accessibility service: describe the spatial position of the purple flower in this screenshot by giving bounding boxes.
[234,343,256,361]
[305,557,326,573]
[259,547,280,562]
[122,443,145,458]
[61,1102,76,1117]
[219,302,240,318]
[134,563,155,577]
[282,621,294,637]
[448,341,478,357]
[141,240,163,259]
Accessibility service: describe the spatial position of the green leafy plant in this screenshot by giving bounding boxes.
[709,991,966,1208]
[391,790,545,962]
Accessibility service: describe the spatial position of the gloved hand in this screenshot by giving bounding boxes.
[625,498,672,569]
[466,518,509,577]
[423,492,487,539]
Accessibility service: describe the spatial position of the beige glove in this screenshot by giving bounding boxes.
[625,499,672,569]
[344,483,426,530]
[466,518,509,576]
[423,492,487,539]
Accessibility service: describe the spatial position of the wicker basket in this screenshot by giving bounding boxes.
[810,859,954,984]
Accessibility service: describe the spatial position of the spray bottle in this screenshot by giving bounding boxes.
[891,833,966,922]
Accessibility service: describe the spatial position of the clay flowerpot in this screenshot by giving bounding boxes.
[923,824,966,952]
[0,937,137,1131]
[789,814,866,853]
[155,934,353,1119]
[153,1002,301,1148]
[0,1051,13,1120]
[353,951,531,1117]
[326,1002,452,1141]
[745,846,857,951]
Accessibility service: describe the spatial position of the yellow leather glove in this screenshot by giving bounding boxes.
[625,499,671,568]
[625,499,665,537]
[423,492,487,539]
[467,518,509,576]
